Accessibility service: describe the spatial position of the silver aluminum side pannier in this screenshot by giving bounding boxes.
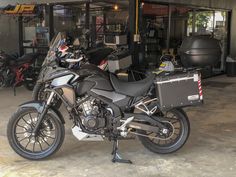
[155,71,203,111]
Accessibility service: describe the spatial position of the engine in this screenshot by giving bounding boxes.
[78,97,106,131]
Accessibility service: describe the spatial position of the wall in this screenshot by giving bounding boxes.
[0,15,19,54]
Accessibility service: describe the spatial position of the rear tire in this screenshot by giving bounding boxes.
[7,107,65,160]
[138,109,190,154]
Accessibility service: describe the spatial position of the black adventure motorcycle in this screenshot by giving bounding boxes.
[6,59,203,163]
[7,36,223,164]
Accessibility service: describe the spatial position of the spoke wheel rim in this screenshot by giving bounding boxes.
[146,111,184,148]
[13,111,58,155]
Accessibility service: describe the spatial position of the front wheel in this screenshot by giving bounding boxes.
[138,109,190,154]
[7,107,65,160]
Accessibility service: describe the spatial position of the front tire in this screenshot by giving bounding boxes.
[138,109,190,154]
[7,107,65,160]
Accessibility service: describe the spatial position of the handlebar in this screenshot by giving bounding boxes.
[65,56,85,63]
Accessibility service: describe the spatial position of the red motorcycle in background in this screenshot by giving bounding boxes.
[0,51,39,92]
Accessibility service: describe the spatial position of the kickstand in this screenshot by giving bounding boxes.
[111,139,132,164]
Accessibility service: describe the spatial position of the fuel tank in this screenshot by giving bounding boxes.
[76,75,113,96]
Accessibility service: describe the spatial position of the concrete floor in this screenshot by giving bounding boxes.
[0,75,236,177]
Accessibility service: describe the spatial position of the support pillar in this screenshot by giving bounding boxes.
[129,0,140,66]
[167,5,172,51]
[18,16,24,56]
[85,2,90,29]
[45,4,54,41]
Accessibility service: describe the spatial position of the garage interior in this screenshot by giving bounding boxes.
[0,0,236,177]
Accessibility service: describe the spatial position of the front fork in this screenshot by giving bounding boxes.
[32,92,55,136]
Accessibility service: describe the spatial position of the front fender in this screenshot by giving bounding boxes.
[20,101,46,114]
[19,101,65,124]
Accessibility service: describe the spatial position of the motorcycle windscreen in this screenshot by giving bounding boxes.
[42,32,64,66]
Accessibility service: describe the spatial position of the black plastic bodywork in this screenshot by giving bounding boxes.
[38,64,108,83]
[76,81,96,96]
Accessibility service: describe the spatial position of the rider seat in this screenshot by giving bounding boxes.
[110,73,155,97]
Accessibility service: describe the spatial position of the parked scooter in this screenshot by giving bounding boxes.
[0,51,39,91]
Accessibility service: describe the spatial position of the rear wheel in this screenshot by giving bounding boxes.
[138,109,190,154]
[7,108,65,160]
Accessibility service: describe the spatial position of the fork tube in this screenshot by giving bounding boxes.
[47,92,55,105]
[32,92,55,135]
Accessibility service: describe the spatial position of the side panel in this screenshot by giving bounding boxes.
[51,74,74,87]
[91,89,131,111]
[113,96,131,111]
[61,87,76,106]
[91,89,126,102]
